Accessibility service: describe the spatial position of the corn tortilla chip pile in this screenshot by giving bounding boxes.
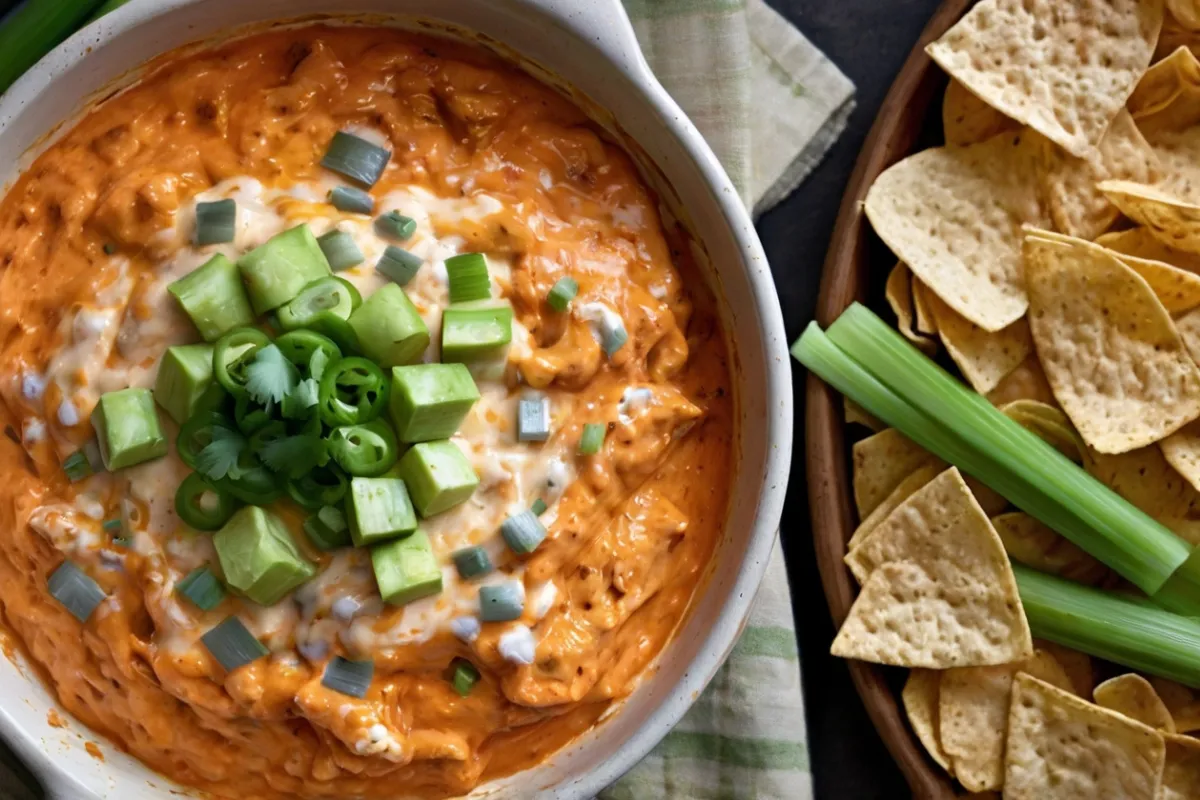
[834,0,1200,795]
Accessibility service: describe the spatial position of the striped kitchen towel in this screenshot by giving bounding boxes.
[605,5,853,797]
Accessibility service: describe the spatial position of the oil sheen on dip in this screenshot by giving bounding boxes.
[0,25,734,799]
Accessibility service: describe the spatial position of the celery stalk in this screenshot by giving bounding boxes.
[794,314,1193,600]
[1014,565,1200,688]
[0,0,105,95]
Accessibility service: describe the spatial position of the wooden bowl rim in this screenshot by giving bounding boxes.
[805,0,975,797]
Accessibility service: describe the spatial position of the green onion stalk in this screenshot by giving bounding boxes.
[792,304,1200,612]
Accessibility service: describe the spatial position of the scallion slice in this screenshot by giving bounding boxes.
[201,617,268,672]
[102,518,123,536]
[321,131,391,187]
[793,306,1193,600]
[500,510,546,555]
[176,566,226,611]
[1014,564,1200,687]
[376,245,423,286]
[317,229,364,272]
[578,423,606,455]
[322,655,374,698]
[48,561,106,623]
[103,242,117,255]
[547,277,578,312]
[602,324,627,358]
[479,581,525,622]
[63,450,93,482]
[530,498,548,516]
[452,546,494,580]
[445,253,491,303]
[451,659,480,696]
[517,395,550,442]
[375,210,417,241]
[194,199,236,246]
[329,186,374,215]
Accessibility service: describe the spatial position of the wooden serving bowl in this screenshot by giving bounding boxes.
[806,0,976,797]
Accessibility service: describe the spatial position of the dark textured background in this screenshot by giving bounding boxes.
[0,1,946,797]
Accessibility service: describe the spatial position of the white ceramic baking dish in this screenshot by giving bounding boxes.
[0,1,792,797]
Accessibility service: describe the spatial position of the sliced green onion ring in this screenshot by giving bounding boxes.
[322,656,374,698]
[317,229,364,272]
[451,658,480,696]
[547,276,578,312]
[374,210,417,240]
[102,518,123,536]
[329,186,374,215]
[445,253,491,303]
[212,327,271,399]
[530,498,548,516]
[328,419,399,477]
[452,546,494,579]
[479,581,524,622]
[319,357,389,427]
[48,561,107,623]
[194,198,236,246]
[500,510,546,555]
[376,245,423,286]
[201,616,268,672]
[175,472,238,531]
[63,450,93,482]
[176,565,226,611]
[578,423,606,455]
[517,395,550,442]
[321,131,391,187]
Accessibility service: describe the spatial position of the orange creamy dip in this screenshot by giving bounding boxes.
[0,25,733,799]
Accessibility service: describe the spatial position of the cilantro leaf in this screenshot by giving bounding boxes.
[283,378,320,420]
[245,345,298,404]
[260,433,326,479]
[194,426,247,481]
[309,349,331,382]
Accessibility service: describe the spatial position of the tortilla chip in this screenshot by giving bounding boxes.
[843,396,883,431]
[1024,233,1200,453]
[1037,111,1160,240]
[963,476,1009,517]
[991,512,1113,586]
[834,468,1032,668]
[923,289,1032,394]
[986,356,1057,406]
[1177,306,1200,364]
[1032,225,1200,312]
[886,262,937,355]
[1130,46,1200,136]
[1000,399,1084,461]
[1161,733,1200,800]
[939,651,1073,792]
[1170,0,1200,30]
[1151,677,1200,733]
[1162,420,1200,492]
[903,669,954,774]
[830,559,1031,669]
[1157,7,1200,60]
[1085,443,1200,545]
[1099,179,1200,254]
[864,132,1046,331]
[847,463,943,553]
[1094,673,1177,731]
[851,428,938,518]
[1004,673,1167,800]
[943,78,1018,146]
[911,279,939,336]
[1096,227,1200,273]
[926,0,1162,158]
[1035,640,1095,698]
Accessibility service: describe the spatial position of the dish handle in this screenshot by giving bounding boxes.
[523,0,653,82]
